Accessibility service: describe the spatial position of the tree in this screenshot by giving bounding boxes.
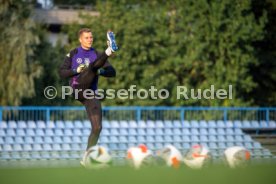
[0,0,42,106]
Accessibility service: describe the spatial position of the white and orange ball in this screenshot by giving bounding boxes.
[156,145,183,169]
[84,145,112,169]
[183,144,211,169]
[224,146,251,168]
[126,144,154,169]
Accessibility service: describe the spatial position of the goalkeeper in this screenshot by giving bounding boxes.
[59,28,118,164]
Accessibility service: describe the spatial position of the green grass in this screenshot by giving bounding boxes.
[0,164,276,184]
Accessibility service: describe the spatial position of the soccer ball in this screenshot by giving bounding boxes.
[183,144,211,169]
[126,144,154,169]
[84,145,112,169]
[224,146,251,168]
[156,144,183,168]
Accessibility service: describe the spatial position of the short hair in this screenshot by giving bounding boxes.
[78,28,92,38]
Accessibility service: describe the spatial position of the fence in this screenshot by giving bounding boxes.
[0,106,275,123]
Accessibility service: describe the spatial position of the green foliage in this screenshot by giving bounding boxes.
[65,0,267,106]
[0,0,42,106]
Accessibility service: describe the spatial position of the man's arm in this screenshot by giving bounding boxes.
[59,52,78,79]
[97,60,116,77]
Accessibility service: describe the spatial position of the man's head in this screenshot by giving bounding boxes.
[79,28,93,50]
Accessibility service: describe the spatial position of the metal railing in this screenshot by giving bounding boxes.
[0,106,275,123]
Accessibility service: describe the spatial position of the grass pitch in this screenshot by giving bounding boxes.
[0,163,275,184]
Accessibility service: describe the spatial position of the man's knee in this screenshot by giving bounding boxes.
[92,125,102,134]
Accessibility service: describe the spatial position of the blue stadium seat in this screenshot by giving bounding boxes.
[83,120,91,128]
[33,144,43,151]
[164,135,173,142]
[128,128,137,135]
[217,142,227,149]
[191,120,199,128]
[63,136,72,143]
[146,128,155,135]
[191,135,199,142]
[27,120,36,129]
[225,121,234,128]
[0,137,4,144]
[108,143,118,150]
[183,121,190,128]
[3,144,12,151]
[7,129,16,136]
[260,121,268,128]
[155,121,164,128]
[217,128,225,135]
[155,128,164,135]
[183,136,191,142]
[182,128,190,135]
[5,137,14,144]
[234,120,242,128]
[8,121,17,128]
[119,136,128,143]
[242,120,251,128]
[73,129,82,136]
[243,135,252,142]
[217,135,226,142]
[244,142,253,149]
[225,128,234,135]
[252,142,262,149]
[82,129,90,136]
[146,136,155,142]
[101,129,110,136]
[199,120,208,128]
[55,120,65,129]
[207,120,216,128]
[25,137,34,144]
[52,144,62,151]
[15,137,24,144]
[128,136,137,143]
[0,129,6,136]
[46,121,55,128]
[164,128,173,135]
[44,129,54,136]
[54,129,63,136]
[74,120,83,129]
[164,120,173,128]
[226,142,234,147]
[17,121,27,129]
[147,120,155,128]
[191,128,199,135]
[199,128,208,135]
[102,120,110,128]
[0,121,7,128]
[62,144,71,151]
[53,136,62,143]
[216,120,225,128]
[209,135,217,142]
[43,144,52,151]
[234,135,243,142]
[173,135,182,142]
[208,128,217,135]
[226,135,234,142]
[137,129,146,135]
[234,128,243,135]
[137,136,146,143]
[72,136,82,143]
[64,129,73,136]
[44,137,53,144]
[182,143,190,149]
[208,142,217,149]
[129,120,138,128]
[110,136,119,143]
[71,144,81,151]
[23,144,32,151]
[118,143,127,150]
[155,136,163,142]
[268,121,276,128]
[251,121,259,128]
[110,129,119,135]
[137,120,146,128]
[119,120,129,128]
[64,120,74,129]
[119,129,128,135]
[16,129,25,136]
[199,135,208,142]
[35,129,45,136]
[173,120,182,128]
[110,120,120,128]
[173,128,182,135]
[34,136,43,143]
[37,121,46,129]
